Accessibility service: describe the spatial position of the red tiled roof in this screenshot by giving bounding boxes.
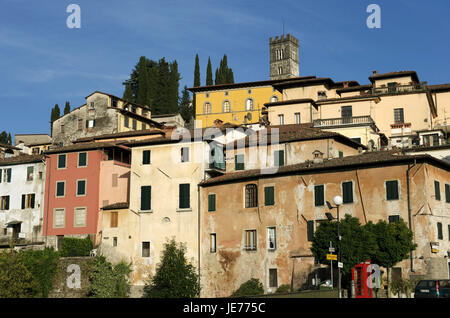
[101,202,129,210]
[0,154,44,166]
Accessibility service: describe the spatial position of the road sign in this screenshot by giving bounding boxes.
[338,262,343,268]
[329,247,335,253]
[327,254,337,261]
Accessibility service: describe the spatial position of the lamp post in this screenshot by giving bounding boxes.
[326,195,343,298]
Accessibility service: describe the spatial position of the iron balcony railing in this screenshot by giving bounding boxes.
[313,115,375,128]
[372,84,426,95]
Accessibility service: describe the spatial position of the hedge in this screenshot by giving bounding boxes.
[60,237,93,257]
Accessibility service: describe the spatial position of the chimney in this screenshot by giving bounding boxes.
[343,81,349,88]
[372,70,378,76]
[213,119,224,129]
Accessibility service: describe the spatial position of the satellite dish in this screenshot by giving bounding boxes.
[246,113,252,121]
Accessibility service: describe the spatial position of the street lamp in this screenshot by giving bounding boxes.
[326,195,343,298]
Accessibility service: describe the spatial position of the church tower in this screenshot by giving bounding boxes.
[269,34,299,80]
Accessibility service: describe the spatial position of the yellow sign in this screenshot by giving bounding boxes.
[326,254,337,261]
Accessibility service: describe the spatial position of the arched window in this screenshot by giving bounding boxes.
[223,100,231,113]
[204,102,212,114]
[245,184,258,208]
[246,98,254,111]
[270,96,279,103]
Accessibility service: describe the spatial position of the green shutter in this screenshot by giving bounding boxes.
[307,221,314,242]
[7,168,11,182]
[140,186,151,210]
[0,169,2,183]
[30,194,35,209]
[386,180,399,200]
[314,185,324,206]
[58,155,66,168]
[275,150,284,167]
[143,150,150,165]
[264,187,274,206]
[342,182,353,203]
[56,182,65,196]
[437,222,443,240]
[445,184,450,203]
[179,184,190,209]
[435,181,441,200]
[86,120,88,128]
[77,180,86,195]
[78,153,87,166]
[235,155,244,171]
[339,151,343,158]
[388,215,400,223]
[21,195,25,209]
[208,194,216,212]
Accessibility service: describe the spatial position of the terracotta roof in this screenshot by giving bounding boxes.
[0,154,44,166]
[0,143,21,151]
[225,124,365,150]
[427,83,450,92]
[369,71,419,83]
[336,84,373,94]
[73,129,165,143]
[45,140,129,154]
[101,202,129,210]
[264,98,316,107]
[200,151,449,186]
[315,95,380,104]
[85,91,151,110]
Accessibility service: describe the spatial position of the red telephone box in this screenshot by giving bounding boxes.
[352,260,373,298]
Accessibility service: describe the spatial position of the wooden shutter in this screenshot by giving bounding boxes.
[386,181,399,200]
[445,184,450,203]
[314,185,324,206]
[437,222,443,240]
[435,181,441,200]
[142,150,150,165]
[0,169,2,183]
[140,186,151,210]
[208,194,216,212]
[7,168,11,182]
[110,212,118,227]
[307,221,314,242]
[388,215,400,223]
[179,184,190,209]
[5,196,9,210]
[342,182,353,203]
[30,194,35,209]
[235,155,244,171]
[264,187,274,206]
[21,194,26,209]
[275,150,284,167]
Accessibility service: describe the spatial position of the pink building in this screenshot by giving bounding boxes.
[43,141,130,249]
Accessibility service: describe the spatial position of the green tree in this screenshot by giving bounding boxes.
[206,57,213,86]
[179,86,193,123]
[136,56,149,106]
[311,215,377,287]
[231,278,264,297]
[194,54,200,87]
[143,239,200,298]
[50,104,61,136]
[365,219,416,297]
[0,250,37,298]
[122,83,133,102]
[64,101,71,115]
[215,54,235,85]
[168,60,180,114]
[0,131,11,145]
[88,256,131,298]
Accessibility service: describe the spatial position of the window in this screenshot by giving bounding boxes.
[341,106,352,123]
[77,180,86,196]
[208,194,216,212]
[124,116,129,128]
[142,110,148,118]
[111,98,118,107]
[74,207,87,227]
[339,151,343,158]
[318,91,327,100]
[0,196,10,210]
[307,221,314,241]
[445,184,450,203]
[1,168,11,183]
[274,150,284,167]
[394,108,404,124]
[179,184,190,209]
[131,106,137,113]
[244,230,257,250]
[112,174,118,187]
[295,112,301,124]
[142,242,150,257]
[132,119,137,130]
[448,225,450,241]
[140,186,151,211]
[142,123,147,130]
[388,215,400,223]
[78,152,87,167]
[56,181,65,197]
[142,150,151,165]
[278,66,282,75]
[388,82,397,93]
[342,181,353,204]
[264,186,275,206]
[314,185,325,206]
[223,100,231,113]
[245,184,258,208]
[87,120,95,128]
[267,227,276,250]
[110,212,118,228]
[245,99,254,111]
[26,166,34,181]
[204,102,212,114]
[437,222,443,240]
[181,147,189,163]
[58,154,66,169]
[351,137,362,144]
[248,89,252,94]
[21,194,35,209]
[435,181,441,201]
[235,155,244,171]
[53,208,65,228]
[269,269,278,288]
[60,124,65,134]
[278,114,284,125]
[386,180,399,200]
[113,237,118,247]
[224,91,228,96]
[78,119,83,130]
[210,234,216,253]
[89,102,95,109]
[39,172,43,180]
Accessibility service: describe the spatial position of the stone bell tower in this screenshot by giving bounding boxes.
[269,34,299,80]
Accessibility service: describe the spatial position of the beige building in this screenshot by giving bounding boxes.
[199,151,450,297]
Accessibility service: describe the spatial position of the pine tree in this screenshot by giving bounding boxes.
[194,54,200,87]
[64,101,70,115]
[206,57,213,86]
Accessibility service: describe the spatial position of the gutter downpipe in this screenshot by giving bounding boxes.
[43,154,51,246]
[406,158,417,272]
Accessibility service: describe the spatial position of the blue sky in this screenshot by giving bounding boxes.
[1,0,449,139]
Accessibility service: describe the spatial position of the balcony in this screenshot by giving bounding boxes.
[313,116,375,128]
[372,84,426,95]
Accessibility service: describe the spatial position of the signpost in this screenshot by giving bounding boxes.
[328,242,335,289]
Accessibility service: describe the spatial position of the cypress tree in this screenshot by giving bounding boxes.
[168,60,180,114]
[215,54,234,85]
[194,54,200,87]
[179,86,193,123]
[136,57,149,106]
[7,133,11,145]
[64,101,70,115]
[122,83,133,102]
[206,57,213,86]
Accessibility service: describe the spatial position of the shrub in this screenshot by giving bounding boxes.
[0,250,37,297]
[143,239,200,298]
[231,278,264,297]
[275,284,292,293]
[87,256,131,298]
[19,247,60,297]
[60,237,93,257]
